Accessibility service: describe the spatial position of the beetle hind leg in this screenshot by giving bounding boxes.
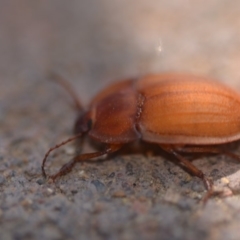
[170,145,240,163]
[160,145,214,202]
[49,144,122,181]
[161,145,240,201]
[160,145,213,190]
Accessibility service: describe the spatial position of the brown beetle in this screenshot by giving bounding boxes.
[42,73,240,194]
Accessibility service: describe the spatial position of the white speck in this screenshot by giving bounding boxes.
[79,170,85,176]
[65,147,75,155]
[156,39,163,54]
[47,188,53,194]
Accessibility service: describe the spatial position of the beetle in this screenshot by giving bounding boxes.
[42,73,240,195]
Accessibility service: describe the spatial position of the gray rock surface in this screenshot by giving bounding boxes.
[1,1,240,239]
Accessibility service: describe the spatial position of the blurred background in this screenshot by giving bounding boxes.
[1,0,240,100]
[1,1,240,239]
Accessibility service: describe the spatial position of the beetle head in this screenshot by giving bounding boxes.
[74,110,92,134]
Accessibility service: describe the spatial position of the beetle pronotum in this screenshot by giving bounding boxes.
[42,73,240,195]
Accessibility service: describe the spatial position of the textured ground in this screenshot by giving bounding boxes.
[1,1,240,239]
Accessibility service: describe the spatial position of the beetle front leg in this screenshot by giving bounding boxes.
[49,144,122,181]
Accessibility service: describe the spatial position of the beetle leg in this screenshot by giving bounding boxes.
[170,145,240,163]
[173,146,220,154]
[42,133,83,178]
[49,144,122,181]
[160,145,213,192]
[220,151,240,163]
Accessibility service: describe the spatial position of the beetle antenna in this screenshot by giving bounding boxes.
[48,72,83,112]
[41,133,82,178]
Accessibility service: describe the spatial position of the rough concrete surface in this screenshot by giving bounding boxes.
[1,0,240,239]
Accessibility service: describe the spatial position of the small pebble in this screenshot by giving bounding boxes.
[108,172,115,178]
[36,178,44,185]
[112,190,126,198]
[21,198,33,207]
[221,177,230,185]
[91,180,105,192]
[0,176,6,185]
[126,162,134,176]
